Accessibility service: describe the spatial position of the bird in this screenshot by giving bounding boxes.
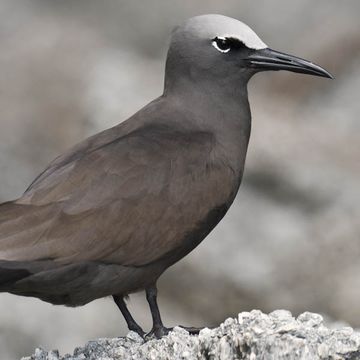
[0,14,332,339]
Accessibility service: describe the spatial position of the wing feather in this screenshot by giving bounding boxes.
[0,121,235,266]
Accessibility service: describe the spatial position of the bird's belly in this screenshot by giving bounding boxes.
[6,261,165,306]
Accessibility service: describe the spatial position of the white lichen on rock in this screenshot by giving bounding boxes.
[22,310,360,360]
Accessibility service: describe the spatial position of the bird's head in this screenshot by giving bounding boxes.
[164,14,332,93]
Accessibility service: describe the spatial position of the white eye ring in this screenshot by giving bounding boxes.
[212,37,231,53]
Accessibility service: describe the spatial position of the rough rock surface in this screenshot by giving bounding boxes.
[23,310,360,360]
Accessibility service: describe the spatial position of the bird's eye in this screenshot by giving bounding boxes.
[212,37,231,53]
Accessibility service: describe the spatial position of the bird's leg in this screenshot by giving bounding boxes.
[145,285,171,339]
[145,285,207,338]
[113,295,145,337]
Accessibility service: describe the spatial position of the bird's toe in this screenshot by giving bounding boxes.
[145,325,172,340]
[178,325,207,335]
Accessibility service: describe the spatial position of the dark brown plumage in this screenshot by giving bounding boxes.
[0,90,247,337]
[0,14,331,338]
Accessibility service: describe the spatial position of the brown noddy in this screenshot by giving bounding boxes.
[0,14,332,338]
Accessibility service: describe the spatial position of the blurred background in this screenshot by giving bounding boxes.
[0,0,359,358]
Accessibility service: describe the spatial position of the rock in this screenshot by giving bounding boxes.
[22,310,360,360]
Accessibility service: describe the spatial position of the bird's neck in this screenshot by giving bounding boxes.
[163,76,251,137]
[163,80,252,175]
[164,78,251,129]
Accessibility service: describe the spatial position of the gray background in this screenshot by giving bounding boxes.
[0,0,359,358]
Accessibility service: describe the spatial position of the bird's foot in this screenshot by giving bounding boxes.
[145,325,206,340]
[145,325,171,340]
[177,325,205,335]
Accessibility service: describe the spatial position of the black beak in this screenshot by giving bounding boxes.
[246,48,333,79]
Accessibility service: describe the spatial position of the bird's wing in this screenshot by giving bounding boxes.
[0,121,234,266]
